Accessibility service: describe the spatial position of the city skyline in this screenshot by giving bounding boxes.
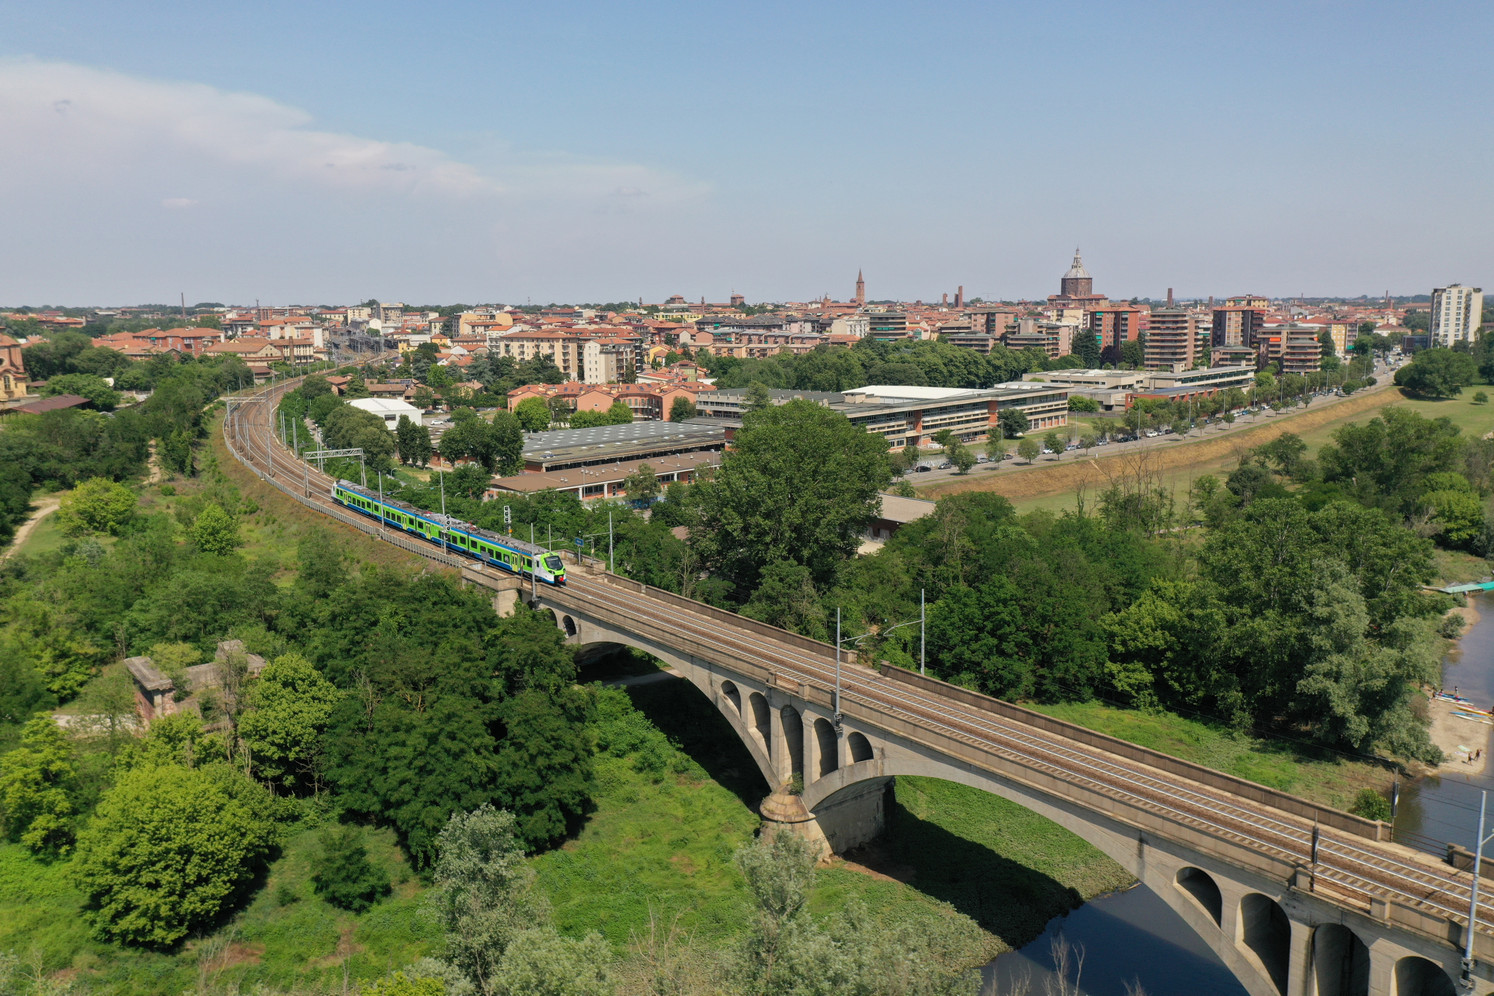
[3,1,1491,304]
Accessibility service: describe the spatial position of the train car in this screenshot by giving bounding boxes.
[331,480,566,584]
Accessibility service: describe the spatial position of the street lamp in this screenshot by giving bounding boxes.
[1462,790,1494,993]
[834,594,928,727]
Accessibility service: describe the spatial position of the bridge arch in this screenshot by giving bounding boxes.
[1239,893,1291,995]
[562,614,577,637]
[746,692,771,758]
[847,730,874,763]
[720,680,741,715]
[1312,923,1369,996]
[780,705,804,784]
[1393,956,1456,996]
[813,718,837,778]
[1175,866,1222,927]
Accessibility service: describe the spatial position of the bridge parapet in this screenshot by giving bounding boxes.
[879,665,1390,843]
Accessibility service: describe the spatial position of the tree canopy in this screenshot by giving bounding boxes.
[73,764,279,947]
[691,400,891,598]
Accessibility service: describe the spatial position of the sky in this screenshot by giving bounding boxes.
[2,0,1491,306]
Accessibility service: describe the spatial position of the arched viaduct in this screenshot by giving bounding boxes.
[524,575,1494,996]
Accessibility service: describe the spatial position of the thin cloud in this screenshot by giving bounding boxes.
[161,197,197,209]
[0,58,706,205]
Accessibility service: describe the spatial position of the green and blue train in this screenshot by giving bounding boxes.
[332,480,567,585]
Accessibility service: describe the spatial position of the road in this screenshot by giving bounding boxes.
[911,361,1398,486]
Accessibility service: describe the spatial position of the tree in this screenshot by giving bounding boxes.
[492,690,594,851]
[984,435,1006,463]
[1120,339,1145,368]
[622,463,661,505]
[668,396,698,422]
[1017,437,1040,463]
[396,414,433,467]
[604,400,633,425]
[1395,348,1476,397]
[725,831,976,996]
[950,442,976,474]
[1422,488,1486,550]
[57,477,136,536]
[1079,433,1097,454]
[238,653,341,793]
[1043,431,1065,458]
[489,411,525,475]
[691,400,891,598]
[189,501,241,556]
[1068,394,1101,413]
[160,426,195,477]
[490,929,614,996]
[73,764,278,947]
[744,382,774,413]
[313,825,391,912]
[430,806,544,994]
[1476,391,1489,405]
[514,397,552,433]
[0,715,77,854]
[997,409,1029,439]
[42,373,121,411]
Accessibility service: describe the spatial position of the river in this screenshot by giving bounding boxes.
[981,595,1494,996]
[1391,594,1494,864]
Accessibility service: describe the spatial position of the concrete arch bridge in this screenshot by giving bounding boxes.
[523,573,1494,996]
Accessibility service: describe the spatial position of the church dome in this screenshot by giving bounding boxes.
[1063,249,1090,280]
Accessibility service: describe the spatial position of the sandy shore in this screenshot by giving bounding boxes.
[1429,694,1492,775]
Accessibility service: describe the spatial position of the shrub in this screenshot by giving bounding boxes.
[313,825,391,913]
[1350,788,1391,822]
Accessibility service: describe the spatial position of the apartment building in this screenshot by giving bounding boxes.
[1431,284,1484,347]
[1211,306,1266,348]
[1143,308,1200,370]
[1086,305,1147,351]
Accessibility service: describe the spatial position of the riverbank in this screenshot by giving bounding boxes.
[1428,599,1492,774]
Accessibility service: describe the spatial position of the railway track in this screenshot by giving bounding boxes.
[220,375,1491,939]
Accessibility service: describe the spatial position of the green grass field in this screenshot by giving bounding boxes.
[539,676,1133,967]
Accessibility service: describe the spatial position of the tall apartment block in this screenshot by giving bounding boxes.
[1086,305,1147,352]
[1430,284,1484,347]
[1143,308,1199,370]
[1211,305,1266,347]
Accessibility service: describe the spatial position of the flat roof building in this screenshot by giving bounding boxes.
[693,383,1067,446]
[519,420,726,473]
[348,397,424,429]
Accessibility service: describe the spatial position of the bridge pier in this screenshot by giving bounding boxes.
[759,777,890,861]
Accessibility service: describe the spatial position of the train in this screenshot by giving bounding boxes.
[331,480,567,585]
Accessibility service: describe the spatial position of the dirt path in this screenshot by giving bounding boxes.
[919,380,1403,504]
[1,495,61,562]
[144,439,164,485]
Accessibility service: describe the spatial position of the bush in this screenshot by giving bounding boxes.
[73,764,279,947]
[1350,788,1391,822]
[313,825,391,912]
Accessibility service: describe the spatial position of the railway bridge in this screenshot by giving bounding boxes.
[223,376,1494,996]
